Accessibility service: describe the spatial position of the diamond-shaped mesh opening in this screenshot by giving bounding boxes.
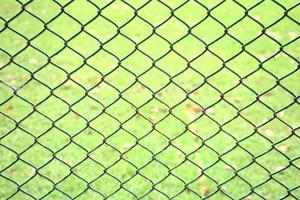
[156,83,186,107]
[73,158,104,182]
[64,0,98,23]
[209,35,242,61]
[36,95,69,120]
[56,174,87,198]
[267,17,300,44]
[101,1,135,27]
[38,128,69,152]
[2,160,35,185]
[255,179,288,199]
[34,64,67,89]
[138,1,170,25]
[175,0,207,26]
[72,127,104,151]
[174,35,206,61]
[39,158,70,183]
[71,96,103,120]
[89,112,120,137]
[1,129,34,153]
[17,80,50,105]
[139,130,169,154]
[156,50,187,75]
[106,130,136,153]
[123,145,153,168]
[122,83,153,107]
[246,34,280,60]
[0,63,31,89]
[21,144,52,167]
[70,65,102,89]
[211,1,245,27]
[50,47,84,72]
[122,114,153,138]
[173,68,205,92]
[155,175,185,198]
[103,35,135,59]
[192,17,224,44]
[107,159,136,183]
[1,0,299,199]
[156,145,185,169]
[249,0,285,26]
[123,174,152,198]
[48,13,81,40]
[190,115,220,139]
[156,17,188,43]
[0,29,27,54]
[85,16,117,42]
[139,67,170,92]
[122,17,153,43]
[75,189,103,200]
[88,82,119,106]
[139,34,170,59]
[1,97,33,122]
[56,142,87,167]
[13,46,48,72]
[91,174,119,197]
[68,32,100,58]
[26,0,61,22]
[21,174,53,199]
[55,111,87,136]
[53,80,86,105]
[155,115,186,139]
[89,143,120,168]
[104,67,136,91]
[31,30,65,56]
[87,50,119,75]
[224,84,257,109]
[264,52,298,77]
[106,99,136,122]
[8,12,44,39]
[229,17,262,44]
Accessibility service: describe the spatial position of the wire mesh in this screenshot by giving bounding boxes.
[0,0,299,199]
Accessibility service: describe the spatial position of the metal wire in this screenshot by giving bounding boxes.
[0,0,299,199]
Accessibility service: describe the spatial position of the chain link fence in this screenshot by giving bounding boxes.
[0,0,299,199]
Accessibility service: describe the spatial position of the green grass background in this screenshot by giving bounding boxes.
[0,0,299,199]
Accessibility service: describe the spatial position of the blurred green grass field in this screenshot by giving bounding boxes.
[0,0,300,199]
